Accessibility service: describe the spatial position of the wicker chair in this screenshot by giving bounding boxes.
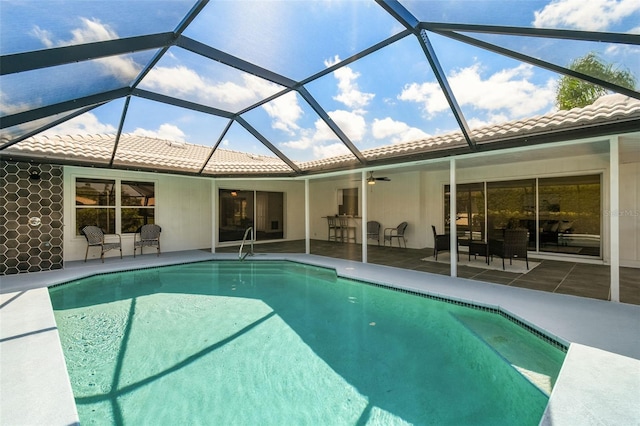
[81,225,122,263]
[489,228,529,270]
[367,221,381,245]
[384,222,408,248]
[134,224,162,257]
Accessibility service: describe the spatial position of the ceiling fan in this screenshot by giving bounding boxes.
[366,171,391,185]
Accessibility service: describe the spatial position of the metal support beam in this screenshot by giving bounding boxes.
[0,33,175,76]
[297,86,366,164]
[421,22,640,45]
[132,89,235,118]
[235,116,301,174]
[109,96,131,167]
[177,36,297,88]
[198,119,234,174]
[0,88,130,129]
[419,30,475,149]
[432,30,640,100]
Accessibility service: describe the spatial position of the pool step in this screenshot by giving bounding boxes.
[452,312,565,396]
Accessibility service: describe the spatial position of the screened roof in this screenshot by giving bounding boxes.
[1,0,639,177]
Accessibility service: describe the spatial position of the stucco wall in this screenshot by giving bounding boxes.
[64,167,213,262]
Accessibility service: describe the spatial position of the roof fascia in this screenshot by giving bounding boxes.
[234,116,302,174]
[0,33,175,76]
[420,22,640,45]
[434,30,640,100]
[132,88,235,118]
[0,87,130,129]
[297,86,366,164]
[177,36,297,88]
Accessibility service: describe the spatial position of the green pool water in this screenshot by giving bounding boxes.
[49,261,565,425]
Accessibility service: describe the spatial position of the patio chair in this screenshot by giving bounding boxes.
[338,215,357,243]
[384,222,408,248]
[367,221,381,245]
[134,224,162,257]
[432,225,458,261]
[81,225,122,263]
[489,228,529,270]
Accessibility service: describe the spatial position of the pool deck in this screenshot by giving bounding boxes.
[1,250,639,425]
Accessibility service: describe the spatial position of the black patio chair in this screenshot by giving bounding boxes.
[489,228,529,270]
[81,225,122,263]
[134,224,162,257]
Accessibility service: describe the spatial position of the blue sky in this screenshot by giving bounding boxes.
[2,0,639,163]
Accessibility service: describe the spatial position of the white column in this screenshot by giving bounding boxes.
[362,170,368,263]
[610,137,620,302]
[450,158,457,277]
[305,179,310,254]
[211,180,217,253]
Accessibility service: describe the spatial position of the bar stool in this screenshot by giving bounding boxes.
[338,216,356,243]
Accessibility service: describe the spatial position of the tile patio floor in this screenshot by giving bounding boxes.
[216,239,640,305]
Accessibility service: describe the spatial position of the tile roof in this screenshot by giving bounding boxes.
[3,94,639,176]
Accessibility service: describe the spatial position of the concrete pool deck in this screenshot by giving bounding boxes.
[1,250,638,425]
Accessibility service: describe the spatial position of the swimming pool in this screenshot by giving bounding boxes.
[49,260,566,425]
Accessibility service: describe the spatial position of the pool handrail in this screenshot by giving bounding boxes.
[239,227,254,260]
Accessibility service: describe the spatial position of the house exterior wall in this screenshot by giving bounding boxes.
[64,167,212,262]
[619,161,640,267]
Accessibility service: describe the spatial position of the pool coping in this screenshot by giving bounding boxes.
[1,250,639,425]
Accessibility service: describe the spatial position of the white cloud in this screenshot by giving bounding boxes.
[328,109,367,142]
[261,91,302,135]
[43,113,117,136]
[30,18,139,82]
[142,66,285,114]
[533,0,640,31]
[399,63,556,122]
[371,117,430,144]
[132,123,186,142]
[312,142,352,159]
[325,55,375,109]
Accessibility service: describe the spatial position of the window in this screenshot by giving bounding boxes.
[75,178,116,235]
[121,181,156,233]
[338,188,358,216]
[75,178,155,235]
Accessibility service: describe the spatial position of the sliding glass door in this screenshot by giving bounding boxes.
[219,189,284,242]
[444,174,601,257]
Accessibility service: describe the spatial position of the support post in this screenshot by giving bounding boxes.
[305,179,310,254]
[610,138,620,302]
[362,170,368,263]
[450,158,457,277]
